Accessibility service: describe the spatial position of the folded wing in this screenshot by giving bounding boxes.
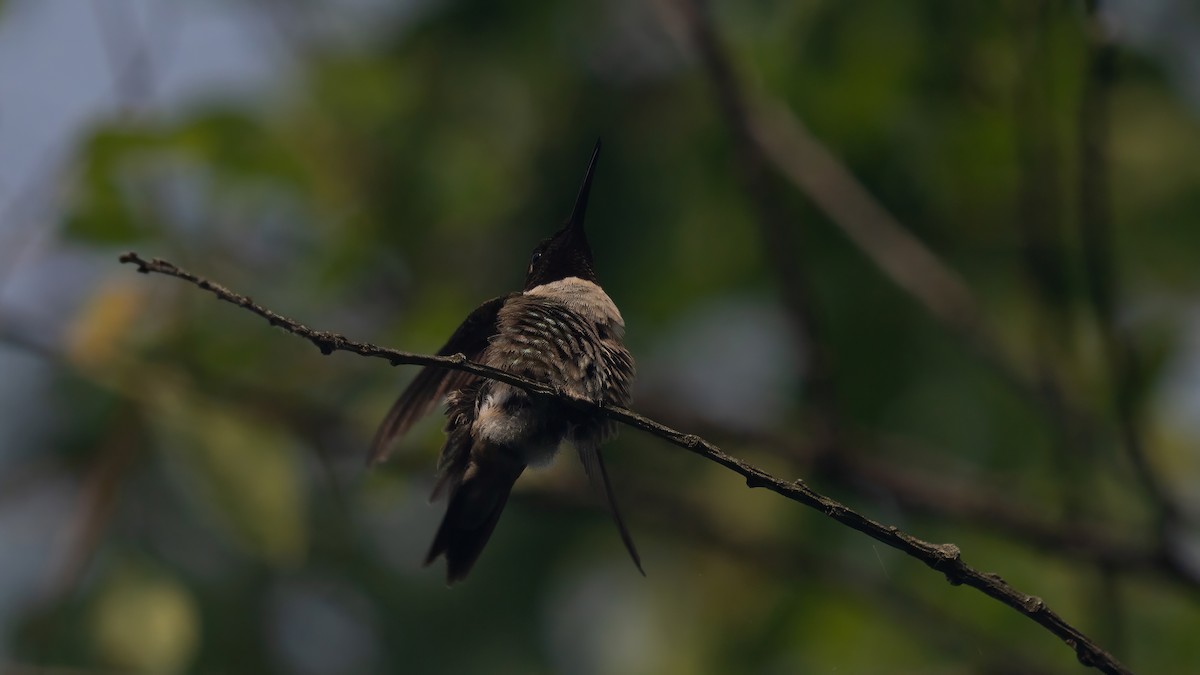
[368,294,514,465]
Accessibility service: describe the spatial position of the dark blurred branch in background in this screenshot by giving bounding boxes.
[1013,0,1093,519]
[662,0,984,341]
[1078,0,1181,532]
[668,0,842,452]
[661,0,1119,472]
[753,101,986,341]
[667,0,1198,630]
[653,407,1200,592]
[92,0,156,110]
[118,251,1131,674]
[524,481,1070,675]
[48,410,142,607]
[1075,7,1195,654]
[0,319,60,362]
[1011,1,1122,649]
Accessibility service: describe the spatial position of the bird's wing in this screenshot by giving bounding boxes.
[577,443,645,576]
[368,294,513,465]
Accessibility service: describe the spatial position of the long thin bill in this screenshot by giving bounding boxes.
[568,139,602,231]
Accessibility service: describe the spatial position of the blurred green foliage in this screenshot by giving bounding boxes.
[6,0,1200,673]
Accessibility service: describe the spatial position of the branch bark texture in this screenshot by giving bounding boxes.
[120,251,1132,674]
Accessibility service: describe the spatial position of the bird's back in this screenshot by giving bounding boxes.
[492,280,633,402]
[460,279,633,465]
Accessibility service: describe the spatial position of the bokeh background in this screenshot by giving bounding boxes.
[2,0,1200,673]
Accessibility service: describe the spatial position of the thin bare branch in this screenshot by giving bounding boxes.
[646,407,1198,590]
[525,480,1072,675]
[119,251,1131,674]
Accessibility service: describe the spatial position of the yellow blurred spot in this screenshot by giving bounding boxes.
[91,573,199,674]
[67,280,146,372]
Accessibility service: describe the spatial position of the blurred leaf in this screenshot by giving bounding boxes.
[65,280,147,373]
[150,384,308,565]
[64,109,307,245]
[170,109,307,184]
[64,127,162,243]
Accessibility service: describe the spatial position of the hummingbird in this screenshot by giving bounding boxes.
[369,141,642,584]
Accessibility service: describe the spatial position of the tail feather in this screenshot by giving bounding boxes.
[425,453,525,584]
[577,444,644,575]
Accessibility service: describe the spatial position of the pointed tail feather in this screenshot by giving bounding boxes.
[425,453,525,584]
[578,445,644,576]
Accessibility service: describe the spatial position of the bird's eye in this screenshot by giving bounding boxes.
[530,250,543,265]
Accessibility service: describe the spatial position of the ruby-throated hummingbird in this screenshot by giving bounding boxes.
[369,141,642,584]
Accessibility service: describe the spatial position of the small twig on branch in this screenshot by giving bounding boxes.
[119,250,1132,674]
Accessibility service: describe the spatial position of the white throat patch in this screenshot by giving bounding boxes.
[524,276,625,329]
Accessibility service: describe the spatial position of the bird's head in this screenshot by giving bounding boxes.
[523,141,602,290]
